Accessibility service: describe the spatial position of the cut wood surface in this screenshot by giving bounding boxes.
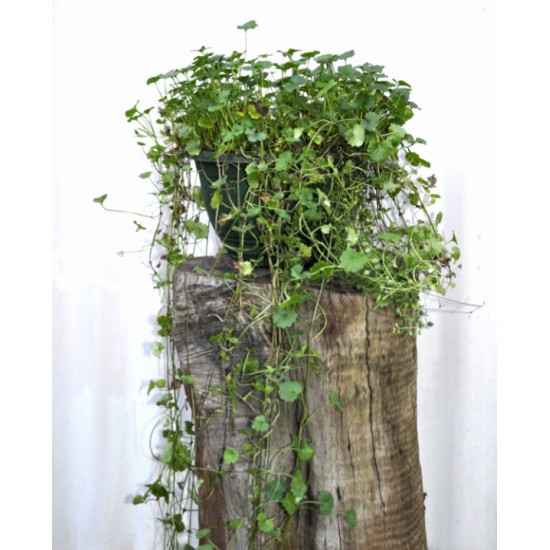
[173,256,427,549]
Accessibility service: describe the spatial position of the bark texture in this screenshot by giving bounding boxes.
[173,257,427,549]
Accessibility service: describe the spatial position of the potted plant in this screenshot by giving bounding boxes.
[115,20,459,549]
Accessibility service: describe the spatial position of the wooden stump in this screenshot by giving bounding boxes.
[173,257,427,549]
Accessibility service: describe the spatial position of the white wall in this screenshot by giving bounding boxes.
[52,1,497,548]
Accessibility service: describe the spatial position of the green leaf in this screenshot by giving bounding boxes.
[227,519,245,529]
[196,528,212,539]
[275,151,293,172]
[344,124,365,147]
[389,123,406,143]
[223,448,239,465]
[237,261,254,276]
[344,508,358,527]
[297,442,314,462]
[319,491,334,515]
[247,103,263,120]
[159,443,173,464]
[257,513,274,533]
[291,264,304,279]
[316,53,338,63]
[290,470,307,500]
[309,261,335,280]
[339,49,355,60]
[185,139,201,156]
[346,227,358,246]
[151,342,165,358]
[93,194,107,205]
[272,306,298,329]
[329,391,344,413]
[368,140,394,163]
[266,479,287,502]
[252,415,269,433]
[138,171,152,179]
[362,112,380,131]
[185,220,209,240]
[197,544,215,550]
[283,492,298,515]
[237,20,258,31]
[147,378,167,395]
[210,189,222,209]
[313,80,338,100]
[125,104,139,119]
[278,381,303,402]
[340,248,369,273]
[181,374,195,385]
[132,494,146,505]
[378,231,402,242]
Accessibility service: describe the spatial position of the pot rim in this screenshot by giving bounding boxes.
[194,151,255,165]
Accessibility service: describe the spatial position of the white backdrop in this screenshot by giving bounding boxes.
[53,1,496,548]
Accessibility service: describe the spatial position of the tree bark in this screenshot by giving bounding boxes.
[173,257,427,549]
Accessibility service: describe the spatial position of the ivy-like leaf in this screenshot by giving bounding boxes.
[368,140,394,163]
[378,231,402,242]
[227,519,245,530]
[196,527,212,539]
[345,508,358,527]
[291,264,305,280]
[319,491,334,515]
[389,123,406,144]
[147,378,167,395]
[297,442,314,462]
[362,112,380,131]
[185,139,201,156]
[329,391,344,413]
[272,306,298,328]
[93,194,107,205]
[309,261,335,280]
[340,248,369,273]
[339,49,355,60]
[278,381,303,402]
[266,479,287,502]
[257,513,274,533]
[252,415,269,433]
[275,151,293,172]
[290,470,307,500]
[236,261,254,276]
[283,492,298,515]
[346,227,358,245]
[223,448,239,465]
[210,189,222,209]
[151,342,165,358]
[344,124,365,147]
[237,20,258,31]
[184,220,209,240]
[181,374,195,385]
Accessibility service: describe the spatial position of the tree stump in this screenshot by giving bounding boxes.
[173,257,427,549]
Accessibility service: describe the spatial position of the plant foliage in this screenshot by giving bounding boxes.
[100,20,460,549]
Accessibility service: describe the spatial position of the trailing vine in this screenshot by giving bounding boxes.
[96,20,460,549]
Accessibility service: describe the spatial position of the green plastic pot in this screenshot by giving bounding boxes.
[195,152,268,264]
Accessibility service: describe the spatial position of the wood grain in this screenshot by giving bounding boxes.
[173,257,427,549]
